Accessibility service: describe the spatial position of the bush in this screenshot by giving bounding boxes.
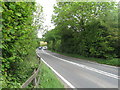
[2,2,40,88]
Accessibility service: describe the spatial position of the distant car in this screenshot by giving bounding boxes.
[42,46,47,50]
[38,47,42,50]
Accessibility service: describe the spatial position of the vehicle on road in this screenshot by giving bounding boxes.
[38,47,42,50]
[42,46,47,50]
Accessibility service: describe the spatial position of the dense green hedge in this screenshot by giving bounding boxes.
[44,2,119,59]
[2,2,40,88]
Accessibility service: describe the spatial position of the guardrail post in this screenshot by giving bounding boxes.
[33,69,37,87]
[21,52,41,88]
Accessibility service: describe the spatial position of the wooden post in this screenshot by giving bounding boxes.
[33,69,37,87]
[21,53,41,88]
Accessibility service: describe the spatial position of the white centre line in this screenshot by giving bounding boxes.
[42,50,119,80]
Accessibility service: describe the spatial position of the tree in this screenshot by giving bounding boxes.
[45,2,119,59]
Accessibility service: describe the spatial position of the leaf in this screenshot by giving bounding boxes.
[0,44,2,48]
[15,13,21,16]
[9,4,16,10]
[0,7,4,13]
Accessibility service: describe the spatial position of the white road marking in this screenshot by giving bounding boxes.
[40,58,75,88]
[37,53,75,88]
[42,50,119,79]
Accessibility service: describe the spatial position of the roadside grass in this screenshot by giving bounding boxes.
[39,62,64,88]
[49,50,120,66]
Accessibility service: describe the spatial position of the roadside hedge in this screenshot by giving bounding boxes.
[2,2,39,88]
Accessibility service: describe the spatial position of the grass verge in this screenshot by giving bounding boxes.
[39,62,64,88]
[49,50,120,66]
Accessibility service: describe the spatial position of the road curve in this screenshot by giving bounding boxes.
[36,49,119,88]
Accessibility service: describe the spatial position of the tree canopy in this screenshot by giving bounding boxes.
[44,2,119,59]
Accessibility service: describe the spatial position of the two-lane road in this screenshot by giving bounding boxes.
[36,49,119,88]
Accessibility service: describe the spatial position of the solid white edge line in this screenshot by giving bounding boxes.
[42,50,119,80]
[41,58,75,88]
[36,52,75,88]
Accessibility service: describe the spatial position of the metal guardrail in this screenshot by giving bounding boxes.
[21,55,41,88]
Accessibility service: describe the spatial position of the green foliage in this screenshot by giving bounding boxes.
[54,40,61,51]
[44,2,119,60]
[2,2,41,88]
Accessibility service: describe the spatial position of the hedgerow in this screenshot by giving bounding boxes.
[1,1,40,88]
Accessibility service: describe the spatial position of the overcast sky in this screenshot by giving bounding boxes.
[36,0,119,38]
[36,0,56,38]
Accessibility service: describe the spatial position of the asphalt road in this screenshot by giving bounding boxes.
[36,49,119,88]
